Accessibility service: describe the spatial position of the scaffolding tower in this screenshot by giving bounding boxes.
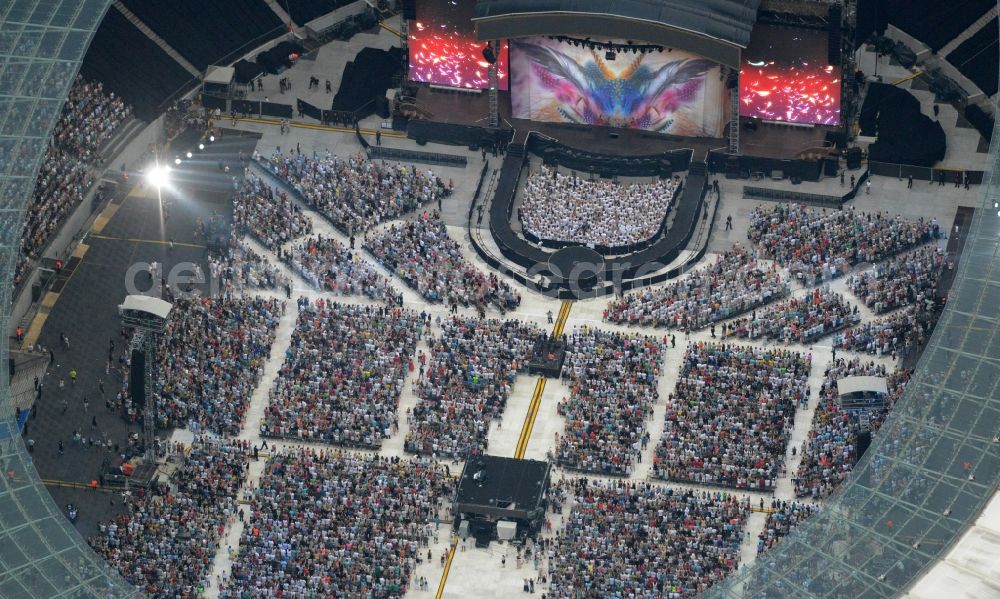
[119,295,172,461]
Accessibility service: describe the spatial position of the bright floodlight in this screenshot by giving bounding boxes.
[186,151,193,159]
[146,165,171,188]
[174,157,182,165]
[209,135,215,142]
[198,143,205,150]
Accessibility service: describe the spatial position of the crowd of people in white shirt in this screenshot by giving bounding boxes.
[748,203,938,284]
[261,299,424,448]
[16,76,132,285]
[653,342,812,490]
[604,245,789,329]
[519,165,678,248]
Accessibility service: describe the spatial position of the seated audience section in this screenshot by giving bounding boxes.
[725,288,860,344]
[90,439,250,596]
[80,9,195,121]
[221,450,453,597]
[549,480,751,596]
[405,316,542,459]
[846,245,944,314]
[556,329,664,475]
[654,343,811,490]
[834,304,937,357]
[366,213,522,311]
[758,501,821,555]
[121,0,284,71]
[519,164,679,250]
[748,203,940,284]
[17,76,132,286]
[605,244,789,329]
[262,299,423,448]
[120,297,284,435]
[510,35,725,136]
[281,236,400,301]
[234,173,313,250]
[795,361,911,499]
[260,150,450,234]
[947,17,999,96]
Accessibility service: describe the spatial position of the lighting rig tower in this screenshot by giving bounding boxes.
[485,40,500,128]
[119,295,172,461]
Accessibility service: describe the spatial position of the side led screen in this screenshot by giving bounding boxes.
[408,0,508,90]
[740,24,841,125]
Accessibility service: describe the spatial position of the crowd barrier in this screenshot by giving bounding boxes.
[354,123,467,167]
[527,137,692,177]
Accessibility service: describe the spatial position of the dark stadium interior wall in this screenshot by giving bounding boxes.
[740,24,842,126]
[120,0,285,71]
[80,9,197,121]
[409,0,509,90]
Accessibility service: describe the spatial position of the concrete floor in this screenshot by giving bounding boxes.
[24,25,990,598]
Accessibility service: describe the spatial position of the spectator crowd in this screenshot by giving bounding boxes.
[757,501,821,554]
[748,203,938,283]
[795,360,911,499]
[90,439,249,598]
[233,173,312,250]
[604,245,788,329]
[556,327,664,476]
[405,316,541,459]
[261,299,423,448]
[124,297,283,435]
[725,288,860,344]
[221,449,453,598]
[847,245,944,314]
[654,342,811,490]
[16,76,132,285]
[209,235,289,292]
[262,150,450,233]
[548,480,750,597]
[519,165,678,248]
[833,304,936,357]
[366,213,521,311]
[281,236,399,302]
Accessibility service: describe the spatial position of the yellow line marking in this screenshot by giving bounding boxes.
[513,301,573,459]
[88,234,205,249]
[40,479,117,493]
[514,379,546,459]
[434,537,458,599]
[71,243,89,259]
[892,70,923,86]
[92,203,123,234]
[380,21,403,38]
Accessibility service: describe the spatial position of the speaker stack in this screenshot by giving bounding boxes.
[828,5,843,66]
[402,0,416,20]
[845,147,863,170]
[725,155,741,179]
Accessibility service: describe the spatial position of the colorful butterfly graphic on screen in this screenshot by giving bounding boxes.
[518,42,714,131]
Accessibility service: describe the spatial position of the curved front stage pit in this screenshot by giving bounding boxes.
[481,151,710,299]
[547,246,605,293]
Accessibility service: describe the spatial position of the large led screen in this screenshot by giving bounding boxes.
[510,37,726,137]
[740,24,841,125]
[408,0,508,90]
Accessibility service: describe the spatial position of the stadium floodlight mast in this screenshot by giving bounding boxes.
[119,295,173,461]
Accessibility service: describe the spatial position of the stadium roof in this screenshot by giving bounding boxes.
[473,0,762,68]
